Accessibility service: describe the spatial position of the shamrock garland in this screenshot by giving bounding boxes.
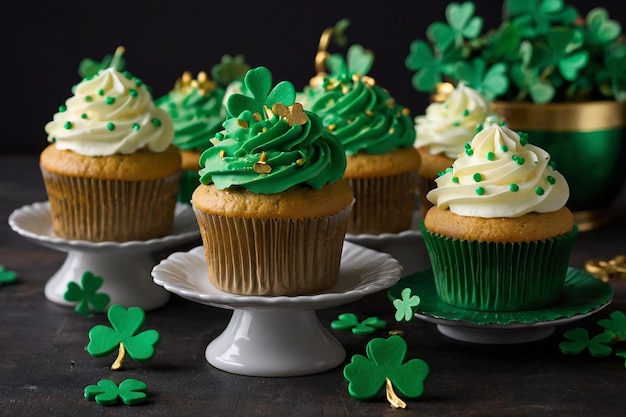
[343,335,430,408]
[560,310,626,368]
[0,265,17,286]
[64,271,110,317]
[331,313,387,335]
[86,304,160,370]
[84,378,147,406]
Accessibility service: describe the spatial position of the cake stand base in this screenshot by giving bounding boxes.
[436,324,555,345]
[207,309,345,377]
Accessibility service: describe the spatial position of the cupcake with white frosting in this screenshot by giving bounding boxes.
[420,122,578,311]
[41,46,181,242]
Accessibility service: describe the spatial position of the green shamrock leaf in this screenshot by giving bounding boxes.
[585,7,622,44]
[78,46,126,79]
[393,288,421,322]
[84,378,147,406]
[427,1,483,52]
[597,310,626,342]
[331,313,387,335]
[343,335,429,407]
[326,44,374,79]
[226,66,295,118]
[64,271,110,317]
[0,265,17,286]
[405,40,452,93]
[505,0,578,38]
[455,59,509,99]
[559,327,613,357]
[87,304,160,370]
[210,54,250,86]
[615,349,626,368]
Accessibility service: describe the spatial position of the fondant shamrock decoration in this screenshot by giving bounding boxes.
[226,66,295,118]
[405,40,452,94]
[84,378,147,406]
[87,304,160,370]
[343,335,430,408]
[505,0,578,38]
[393,288,421,322]
[560,310,626,367]
[210,54,250,86]
[64,271,110,317]
[0,265,17,286]
[331,313,387,335]
[426,1,483,52]
[325,43,374,82]
[79,45,126,79]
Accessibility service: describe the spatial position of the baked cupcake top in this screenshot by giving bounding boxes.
[301,44,415,156]
[197,66,347,194]
[45,47,174,156]
[155,55,250,152]
[427,122,570,218]
[415,82,497,159]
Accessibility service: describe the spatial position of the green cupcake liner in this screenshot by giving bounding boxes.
[419,221,579,311]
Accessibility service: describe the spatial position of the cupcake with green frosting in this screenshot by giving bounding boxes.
[156,55,249,204]
[191,66,354,296]
[301,36,421,234]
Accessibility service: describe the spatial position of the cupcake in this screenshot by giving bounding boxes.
[42,46,181,242]
[156,55,250,204]
[302,38,420,234]
[191,66,354,296]
[414,81,497,216]
[421,122,578,311]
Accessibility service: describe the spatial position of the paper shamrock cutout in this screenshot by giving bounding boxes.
[560,310,626,368]
[64,271,110,317]
[343,335,430,408]
[86,304,160,370]
[393,288,421,322]
[84,378,147,406]
[331,313,387,335]
[0,265,17,286]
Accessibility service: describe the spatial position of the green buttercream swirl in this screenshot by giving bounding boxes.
[155,84,225,151]
[302,45,415,155]
[198,66,347,194]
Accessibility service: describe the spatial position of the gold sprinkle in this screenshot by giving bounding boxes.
[386,97,396,109]
[361,75,376,87]
[328,124,337,132]
[195,71,217,96]
[253,151,272,174]
[385,377,406,409]
[253,112,263,122]
[237,119,249,129]
[388,329,404,336]
[365,110,374,117]
[388,128,395,134]
[402,107,410,116]
[219,150,226,158]
[296,158,306,166]
[585,255,626,282]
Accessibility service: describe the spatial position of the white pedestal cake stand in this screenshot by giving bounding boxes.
[152,242,402,377]
[8,201,200,311]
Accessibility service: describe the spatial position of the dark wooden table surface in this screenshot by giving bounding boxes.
[1,154,625,417]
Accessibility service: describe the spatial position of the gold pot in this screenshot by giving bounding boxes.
[492,100,626,231]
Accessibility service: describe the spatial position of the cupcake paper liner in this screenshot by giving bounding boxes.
[419,222,579,311]
[193,201,354,296]
[347,171,418,234]
[41,168,179,242]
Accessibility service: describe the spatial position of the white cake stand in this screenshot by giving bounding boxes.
[8,201,200,311]
[152,242,402,377]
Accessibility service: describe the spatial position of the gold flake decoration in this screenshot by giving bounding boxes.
[585,255,626,282]
[253,151,272,174]
[174,71,194,95]
[219,150,226,158]
[253,112,263,122]
[365,110,374,117]
[361,75,376,88]
[237,119,249,129]
[272,102,308,126]
[296,158,306,166]
[174,71,216,96]
[385,377,407,409]
[402,107,411,116]
[388,329,405,336]
[328,124,337,132]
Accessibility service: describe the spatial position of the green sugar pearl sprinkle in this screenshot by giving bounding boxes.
[510,183,519,192]
[547,175,556,185]
[106,122,115,131]
[512,155,525,165]
[535,186,545,196]
[105,97,116,105]
[463,109,469,117]
[476,186,485,196]
[58,105,67,112]
[63,121,73,130]
[500,145,508,152]
[85,95,93,103]
[487,151,495,161]
[452,176,459,183]
[98,89,105,96]
[465,148,474,156]
[132,123,140,131]
[518,132,529,146]
[476,124,483,133]
[453,121,460,127]
[81,113,88,119]
[129,89,138,97]
[151,118,162,127]
[548,160,557,170]
[473,173,483,182]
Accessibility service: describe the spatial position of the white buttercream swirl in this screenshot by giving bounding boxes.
[45,67,174,156]
[415,82,497,159]
[427,123,570,218]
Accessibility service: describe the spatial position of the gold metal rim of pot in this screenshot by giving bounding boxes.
[491,100,626,132]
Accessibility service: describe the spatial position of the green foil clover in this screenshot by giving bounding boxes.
[393,288,421,322]
[343,335,430,408]
[86,304,160,370]
[64,271,110,317]
[0,265,17,286]
[331,313,387,335]
[84,378,147,406]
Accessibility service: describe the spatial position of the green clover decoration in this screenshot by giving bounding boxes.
[426,1,483,52]
[331,313,387,335]
[343,335,430,408]
[210,54,250,86]
[86,304,160,370]
[393,288,421,322]
[64,271,110,317]
[78,47,126,79]
[325,44,374,81]
[0,265,17,286]
[84,378,147,406]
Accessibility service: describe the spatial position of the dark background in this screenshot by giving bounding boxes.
[2,0,625,154]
